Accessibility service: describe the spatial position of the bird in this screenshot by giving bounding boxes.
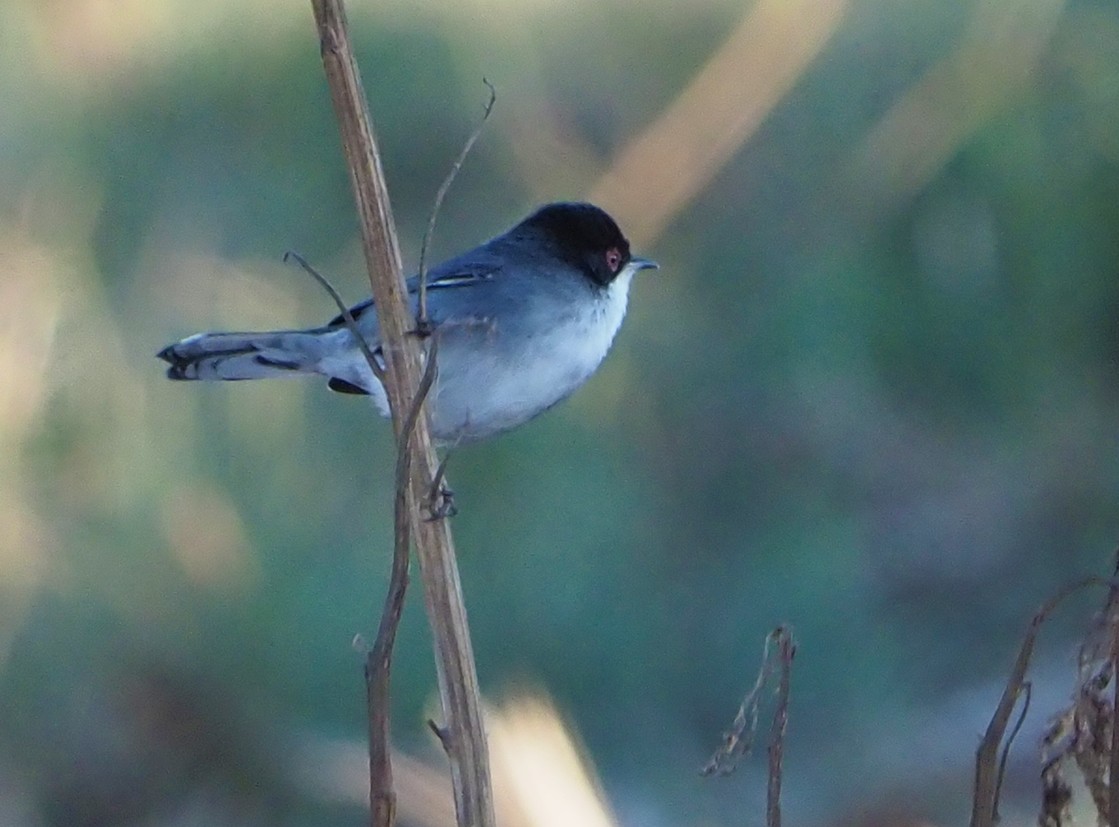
[158,202,658,444]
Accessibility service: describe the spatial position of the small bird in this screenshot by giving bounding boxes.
[158,202,658,443]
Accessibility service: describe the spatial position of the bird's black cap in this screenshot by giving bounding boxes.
[515,202,636,286]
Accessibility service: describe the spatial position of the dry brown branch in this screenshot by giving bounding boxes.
[1000,555,1119,827]
[766,629,795,827]
[282,249,406,825]
[1029,551,1119,827]
[298,694,622,827]
[1039,752,1073,827]
[282,253,441,827]
[1102,554,1119,827]
[366,506,408,827]
[282,250,385,382]
[1111,640,1119,827]
[994,681,1031,812]
[368,81,490,825]
[702,626,786,776]
[366,336,441,827]
[310,2,495,826]
[702,625,796,827]
[970,576,1104,827]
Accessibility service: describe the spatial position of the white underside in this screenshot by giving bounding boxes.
[355,266,636,443]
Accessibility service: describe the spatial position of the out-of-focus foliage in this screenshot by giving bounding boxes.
[1,0,1118,825]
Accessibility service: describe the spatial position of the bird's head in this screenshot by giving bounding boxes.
[517,202,658,286]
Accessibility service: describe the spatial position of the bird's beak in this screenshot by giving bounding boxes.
[629,256,659,272]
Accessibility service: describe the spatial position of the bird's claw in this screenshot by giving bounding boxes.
[426,483,457,520]
[411,317,437,339]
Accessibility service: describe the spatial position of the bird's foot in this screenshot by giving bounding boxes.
[411,316,437,339]
[426,482,457,520]
[425,452,457,520]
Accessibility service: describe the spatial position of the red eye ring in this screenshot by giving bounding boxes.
[605,247,622,273]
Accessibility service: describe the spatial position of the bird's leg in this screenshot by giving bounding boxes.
[411,315,437,339]
[426,448,458,520]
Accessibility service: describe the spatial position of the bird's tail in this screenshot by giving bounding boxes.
[157,328,339,382]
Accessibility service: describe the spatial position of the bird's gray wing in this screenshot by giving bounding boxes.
[325,253,503,329]
[320,253,504,395]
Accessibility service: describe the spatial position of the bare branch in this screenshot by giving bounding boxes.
[1101,553,1119,827]
[417,80,497,327]
[285,248,404,827]
[701,629,778,777]
[766,628,795,827]
[993,681,1030,823]
[971,576,1105,827]
[702,626,797,787]
[1111,646,1119,827]
[1031,553,1119,827]
[366,335,440,827]
[428,718,453,753]
[284,250,384,382]
[366,553,406,827]
[286,232,444,827]
[1039,756,1073,827]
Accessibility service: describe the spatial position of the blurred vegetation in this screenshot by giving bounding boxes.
[2,0,1118,825]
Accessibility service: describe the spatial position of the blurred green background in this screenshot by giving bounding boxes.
[2,0,1118,824]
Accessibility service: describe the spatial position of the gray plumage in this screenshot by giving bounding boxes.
[158,202,657,443]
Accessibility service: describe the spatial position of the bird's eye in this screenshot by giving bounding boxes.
[605,247,623,273]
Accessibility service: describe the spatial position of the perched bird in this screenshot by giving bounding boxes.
[158,202,658,443]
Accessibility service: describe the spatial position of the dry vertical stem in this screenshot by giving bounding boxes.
[1106,557,1119,827]
[365,341,440,827]
[417,80,496,327]
[1033,553,1119,827]
[309,2,495,826]
[1066,554,1119,826]
[1039,754,1073,827]
[702,624,796,827]
[766,627,794,827]
[993,681,1031,813]
[970,577,1103,827]
[1111,656,1119,827]
[702,625,794,777]
[283,250,401,826]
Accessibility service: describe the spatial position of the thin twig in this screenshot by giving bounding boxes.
[286,250,402,827]
[428,718,453,753]
[394,336,440,489]
[1032,557,1119,827]
[366,334,440,827]
[1104,551,1119,827]
[284,250,385,383]
[702,625,796,782]
[766,627,795,827]
[365,503,408,827]
[417,80,497,327]
[971,577,1106,827]
[701,630,778,776]
[287,244,441,827]
[1104,562,1119,827]
[993,681,1031,823]
[1110,654,1119,827]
